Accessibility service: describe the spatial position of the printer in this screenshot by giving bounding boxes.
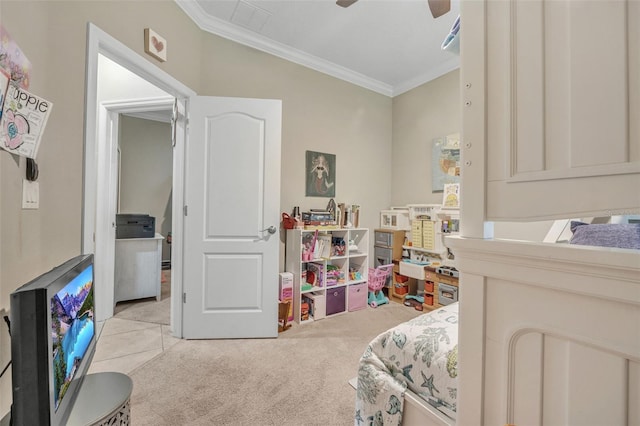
[116,213,155,239]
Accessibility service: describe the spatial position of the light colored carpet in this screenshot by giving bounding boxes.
[127,300,422,425]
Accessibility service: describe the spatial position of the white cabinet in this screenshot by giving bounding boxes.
[114,234,163,303]
[285,228,369,324]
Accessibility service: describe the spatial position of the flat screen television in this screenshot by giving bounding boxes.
[10,254,96,426]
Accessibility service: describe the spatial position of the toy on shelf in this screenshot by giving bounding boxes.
[348,236,359,251]
[367,264,393,308]
[349,267,362,281]
[332,237,346,256]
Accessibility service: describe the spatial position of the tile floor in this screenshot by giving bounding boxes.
[88,309,179,376]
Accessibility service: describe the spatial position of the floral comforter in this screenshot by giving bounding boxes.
[354,303,458,425]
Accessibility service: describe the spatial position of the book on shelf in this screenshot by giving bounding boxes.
[302,211,334,222]
[304,222,339,230]
[316,234,332,259]
[351,204,360,228]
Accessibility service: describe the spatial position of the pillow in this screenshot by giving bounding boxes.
[569,221,640,249]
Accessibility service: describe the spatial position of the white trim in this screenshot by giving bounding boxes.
[105,97,174,124]
[102,97,175,114]
[175,0,394,97]
[507,161,640,183]
[505,325,640,424]
[392,59,461,97]
[176,0,461,96]
[446,236,640,304]
[84,23,195,337]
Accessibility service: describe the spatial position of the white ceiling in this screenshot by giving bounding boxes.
[175,0,460,97]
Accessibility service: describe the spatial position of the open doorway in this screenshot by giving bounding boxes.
[84,24,282,339]
[83,24,195,337]
[93,54,174,331]
[112,114,173,326]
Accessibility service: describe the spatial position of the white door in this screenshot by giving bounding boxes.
[93,107,120,320]
[182,96,282,339]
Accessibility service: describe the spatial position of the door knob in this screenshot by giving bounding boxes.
[262,226,277,235]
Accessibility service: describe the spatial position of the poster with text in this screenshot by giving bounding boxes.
[0,84,53,159]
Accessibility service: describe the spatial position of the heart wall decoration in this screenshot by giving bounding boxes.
[144,28,167,62]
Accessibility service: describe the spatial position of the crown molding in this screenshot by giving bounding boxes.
[175,0,394,97]
[391,57,460,97]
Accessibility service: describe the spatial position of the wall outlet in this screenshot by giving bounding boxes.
[22,179,39,209]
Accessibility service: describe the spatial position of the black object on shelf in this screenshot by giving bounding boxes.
[116,214,155,239]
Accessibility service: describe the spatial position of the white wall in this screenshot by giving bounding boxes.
[493,221,556,242]
[119,116,173,261]
[391,69,461,207]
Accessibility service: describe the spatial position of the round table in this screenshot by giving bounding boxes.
[66,372,133,426]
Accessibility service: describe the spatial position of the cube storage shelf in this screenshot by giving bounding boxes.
[285,228,369,324]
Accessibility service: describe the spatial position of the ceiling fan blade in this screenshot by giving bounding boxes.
[428,0,451,18]
[336,0,358,8]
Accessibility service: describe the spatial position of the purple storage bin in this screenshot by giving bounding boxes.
[326,286,346,315]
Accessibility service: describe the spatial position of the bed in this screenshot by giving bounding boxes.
[355,303,458,426]
[354,221,640,426]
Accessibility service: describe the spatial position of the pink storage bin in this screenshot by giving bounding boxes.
[348,283,367,311]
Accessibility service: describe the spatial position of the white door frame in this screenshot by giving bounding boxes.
[95,97,173,323]
[83,23,195,337]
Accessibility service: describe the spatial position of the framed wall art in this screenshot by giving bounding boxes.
[431,133,460,192]
[144,28,167,62]
[306,151,336,197]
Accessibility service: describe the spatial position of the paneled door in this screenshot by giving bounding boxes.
[182,96,281,338]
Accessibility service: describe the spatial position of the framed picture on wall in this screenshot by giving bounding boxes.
[306,151,336,197]
[442,183,460,209]
[431,133,460,192]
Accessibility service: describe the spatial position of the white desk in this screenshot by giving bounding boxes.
[115,233,163,303]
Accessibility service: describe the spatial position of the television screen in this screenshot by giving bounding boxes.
[10,254,96,426]
[50,263,94,411]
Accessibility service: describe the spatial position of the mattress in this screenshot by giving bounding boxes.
[355,303,458,425]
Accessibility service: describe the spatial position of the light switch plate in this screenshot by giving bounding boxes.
[22,179,39,209]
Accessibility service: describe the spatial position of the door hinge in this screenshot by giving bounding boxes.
[183,292,186,303]
[184,205,188,216]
